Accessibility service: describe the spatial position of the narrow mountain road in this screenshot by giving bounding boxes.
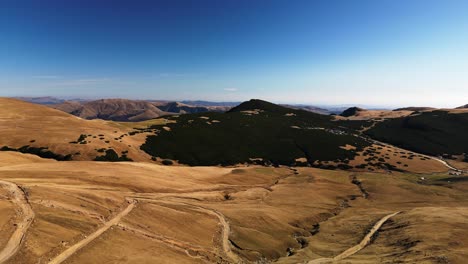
[368,138,465,172]
[195,205,244,263]
[308,211,400,264]
[430,157,463,172]
[0,180,35,264]
[48,199,137,264]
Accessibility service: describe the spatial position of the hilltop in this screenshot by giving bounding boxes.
[139,99,446,172]
[340,107,365,117]
[156,101,230,114]
[142,99,364,166]
[337,106,414,121]
[365,109,468,157]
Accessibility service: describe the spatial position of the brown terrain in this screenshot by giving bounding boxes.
[335,105,468,122]
[52,99,171,122]
[0,152,467,263]
[1,97,468,263]
[0,98,177,162]
[51,99,232,122]
[335,107,414,121]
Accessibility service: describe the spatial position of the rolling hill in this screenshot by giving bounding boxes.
[337,107,414,120]
[157,101,221,114]
[0,99,466,263]
[141,99,368,166]
[51,99,232,121]
[139,99,447,172]
[365,110,468,157]
[0,97,160,162]
[53,99,171,121]
[0,97,450,173]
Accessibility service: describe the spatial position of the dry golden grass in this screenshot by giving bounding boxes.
[0,151,467,263]
[110,118,174,129]
[278,171,468,263]
[0,98,153,162]
[348,144,447,173]
[0,188,16,252]
[334,110,413,121]
[1,98,468,263]
[0,152,362,263]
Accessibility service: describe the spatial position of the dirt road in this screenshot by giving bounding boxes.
[430,157,463,172]
[0,180,35,264]
[308,211,400,264]
[368,138,464,172]
[48,199,137,264]
[132,197,244,263]
[193,205,243,263]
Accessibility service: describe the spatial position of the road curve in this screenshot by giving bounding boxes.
[132,197,244,263]
[429,157,463,172]
[308,211,400,264]
[368,138,464,172]
[199,206,244,263]
[0,180,35,264]
[48,199,137,264]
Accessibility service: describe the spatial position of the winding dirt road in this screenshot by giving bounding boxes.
[0,180,35,264]
[131,197,244,263]
[195,205,243,263]
[308,211,400,264]
[48,199,137,264]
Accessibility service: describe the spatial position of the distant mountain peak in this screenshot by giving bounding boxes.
[340,107,366,117]
[228,99,289,113]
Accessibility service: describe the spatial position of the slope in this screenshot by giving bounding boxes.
[53,99,171,121]
[0,97,154,161]
[365,110,468,156]
[141,99,370,166]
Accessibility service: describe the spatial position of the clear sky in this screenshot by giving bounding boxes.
[1,0,467,107]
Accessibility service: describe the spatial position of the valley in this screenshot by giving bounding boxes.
[1,97,468,263]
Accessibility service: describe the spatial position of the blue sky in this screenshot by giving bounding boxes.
[0,0,467,107]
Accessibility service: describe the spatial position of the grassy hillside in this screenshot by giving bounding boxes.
[0,97,153,162]
[365,110,468,156]
[141,100,370,166]
[53,99,170,121]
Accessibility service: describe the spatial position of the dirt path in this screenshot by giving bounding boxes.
[116,223,217,261]
[308,211,400,264]
[368,138,464,172]
[430,157,462,172]
[132,197,244,263]
[194,205,244,263]
[0,180,35,264]
[48,199,137,264]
